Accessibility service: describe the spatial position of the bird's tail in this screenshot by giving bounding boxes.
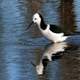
[62,36,68,41]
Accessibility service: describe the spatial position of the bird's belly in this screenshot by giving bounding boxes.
[41,30,64,42]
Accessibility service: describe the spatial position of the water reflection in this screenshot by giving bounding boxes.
[36,41,80,77]
[60,0,75,33]
[74,0,80,31]
[36,42,68,75]
[36,42,80,80]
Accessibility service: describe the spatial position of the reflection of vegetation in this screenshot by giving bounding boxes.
[60,0,76,34]
[28,0,41,13]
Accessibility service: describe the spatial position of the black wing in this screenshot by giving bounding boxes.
[49,25,63,33]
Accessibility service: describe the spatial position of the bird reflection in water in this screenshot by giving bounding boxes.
[36,42,69,75]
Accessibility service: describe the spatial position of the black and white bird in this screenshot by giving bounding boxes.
[28,13,68,43]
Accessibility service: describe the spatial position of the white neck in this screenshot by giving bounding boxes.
[36,22,41,29]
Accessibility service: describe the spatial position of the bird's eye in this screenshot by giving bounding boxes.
[34,18,37,20]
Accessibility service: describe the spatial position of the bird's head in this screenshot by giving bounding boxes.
[27,13,43,30]
[32,13,41,25]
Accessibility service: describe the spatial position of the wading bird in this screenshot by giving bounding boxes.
[28,13,68,43]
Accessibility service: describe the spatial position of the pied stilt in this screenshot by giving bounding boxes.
[28,13,68,43]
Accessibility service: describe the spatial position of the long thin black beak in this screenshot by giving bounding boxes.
[26,21,33,30]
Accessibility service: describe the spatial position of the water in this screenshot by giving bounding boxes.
[0,0,80,80]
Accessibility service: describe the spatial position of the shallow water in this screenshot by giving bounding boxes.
[0,0,80,80]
